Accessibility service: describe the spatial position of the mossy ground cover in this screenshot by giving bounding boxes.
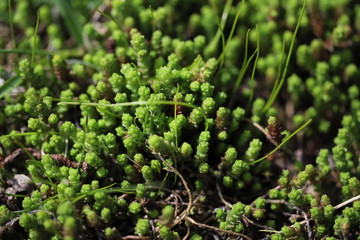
[1,0,360,239]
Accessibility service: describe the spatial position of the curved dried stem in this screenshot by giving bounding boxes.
[243,117,279,147]
[122,236,151,240]
[155,154,193,228]
[183,218,191,240]
[265,199,312,239]
[216,183,232,208]
[243,117,294,158]
[334,194,360,210]
[186,216,252,240]
[242,216,275,231]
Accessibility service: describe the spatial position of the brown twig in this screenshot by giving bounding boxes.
[122,236,151,240]
[1,209,53,233]
[242,216,275,231]
[0,215,21,232]
[301,206,312,240]
[264,199,281,204]
[4,148,24,164]
[334,194,360,210]
[4,148,88,171]
[172,193,179,220]
[243,117,278,146]
[183,218,191,240]
[187,191,207,215]
[155,154,192,228]
[216,183,232,208]
[265,199,312,239]
[158,200,191,207]
[186,216,252,240]
[243,117,294,158]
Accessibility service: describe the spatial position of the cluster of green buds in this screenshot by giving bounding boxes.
[2,0,360,239]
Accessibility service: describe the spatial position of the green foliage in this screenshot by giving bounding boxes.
[2,0,360,239]
[135,218,150,236]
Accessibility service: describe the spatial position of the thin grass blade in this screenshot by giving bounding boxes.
[8,0,16,51]
[247,25,260,110]
[218,0,245,69]
[96,9,121,29]
[0,76,22,99]
[261,0,307,114]
[31,11,40,68]
[54,0,83,45]
[209,0,230,57]
[57,99,209,131]
[231,29,251,96]
[229,47,258,108]
[251,119,312,165]
[206,0,232,58]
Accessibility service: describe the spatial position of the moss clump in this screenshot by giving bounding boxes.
[1,0,360,239]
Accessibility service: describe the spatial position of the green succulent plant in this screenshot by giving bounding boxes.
[2,0,360,239]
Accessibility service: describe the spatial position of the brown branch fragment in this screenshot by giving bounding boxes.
[122,236,151,240]
[266,199,312,239]
[4,148,88,171]
[334,194,360,210]
[155,154,192,228]
[243,117,278,147]
[186,216,252,240]
[243,117,294,158]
